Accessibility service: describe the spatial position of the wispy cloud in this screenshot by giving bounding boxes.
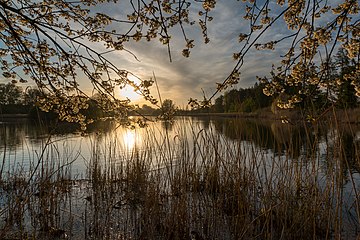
[84,1,303,105]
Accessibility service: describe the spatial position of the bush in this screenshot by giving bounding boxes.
[241,98,256,113]
[0,104,31,114]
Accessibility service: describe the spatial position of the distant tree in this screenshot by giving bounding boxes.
[335,48,358,108]
[241,98,256,113]
[160,99,176,120]
[252,83,272,109]
[0,0,358,120]
[0,83,23,105]
[213,95,224,113]
[223,89,240,112]
[212,83,273,113]
[24,88,44,105]
[161,99,176,113]
[139,104,156,115]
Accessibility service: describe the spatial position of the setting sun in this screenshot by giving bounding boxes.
[118,75,142,102]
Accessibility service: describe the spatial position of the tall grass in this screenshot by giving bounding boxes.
[0,116,359,239]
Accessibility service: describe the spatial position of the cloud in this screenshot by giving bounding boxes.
[80,1,276,105]
[83,0,327,105]
[101,1,250,105]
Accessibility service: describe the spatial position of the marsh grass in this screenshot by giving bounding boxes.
[0,116,359,239]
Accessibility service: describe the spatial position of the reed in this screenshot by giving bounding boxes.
[0,116,359,239]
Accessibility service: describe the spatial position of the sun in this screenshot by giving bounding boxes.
[118,75,142,101]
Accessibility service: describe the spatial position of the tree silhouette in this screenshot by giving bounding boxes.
[335,48,358,108]
[213,95,224,113]
[0,83,22,105]
[256,1,359,111]
[160,99,176,120]
[0,0,359,125]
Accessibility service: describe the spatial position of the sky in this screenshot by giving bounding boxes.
[84,0,285,107]
[1,0,352,108]
[106,0,355,108]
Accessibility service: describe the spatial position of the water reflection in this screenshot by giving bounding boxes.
[161,120,174,131]
[1,116,360,174]
[210,117,310,157]
[1,116,360,238]
[207,116,360,174]
[0,121,24,150]
[322,125,360,185]
[122,129,143,151]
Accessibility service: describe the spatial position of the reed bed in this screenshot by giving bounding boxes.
[0,117,359,239]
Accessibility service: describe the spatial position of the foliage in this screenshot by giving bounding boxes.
[212,83,272,113]
[23,88,44,105]
[223,89,241,112]
[0,83,23,105]
[213,95,224,113]
[241,98,256,112]
[211,46,358,116]
[255,1,359,111]
[335,48,359,109]
[0,0,359,122]
[137,104,157,116]
[160,99,177,120]
[0,104,30,114]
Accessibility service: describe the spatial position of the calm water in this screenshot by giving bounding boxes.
[0,116,359,165]
[1,116,360,180]
[1,116,360,238]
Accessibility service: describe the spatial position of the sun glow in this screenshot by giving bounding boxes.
[118,75,142,102]
[122,129,139,150]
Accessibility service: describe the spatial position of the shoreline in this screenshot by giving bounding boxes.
[2,107,360,124]
[0,114,29,119]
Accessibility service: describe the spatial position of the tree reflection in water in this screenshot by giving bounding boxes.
[0,116,360,238]
[1,117,360,173]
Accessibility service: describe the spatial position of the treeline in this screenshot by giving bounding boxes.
[0,48,358,118]
[0,84,37,115]
[178,82,272,114]
[190,47,359,115]
[212,82,272,113]
[0,85,107,121]
[0,84,176,120]
[135,99,176,119]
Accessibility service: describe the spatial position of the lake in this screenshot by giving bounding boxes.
[0,116,359,239]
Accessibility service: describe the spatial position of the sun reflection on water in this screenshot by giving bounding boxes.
[122,129,139,150]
